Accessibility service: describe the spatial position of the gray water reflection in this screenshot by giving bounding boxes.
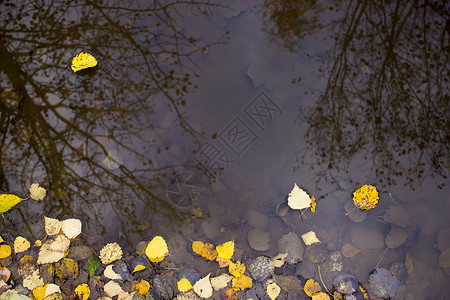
[0,0,449,298]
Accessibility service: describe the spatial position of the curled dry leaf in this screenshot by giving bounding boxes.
[61,218,82,239]
[99,243,123,265]
[29,183,46,201]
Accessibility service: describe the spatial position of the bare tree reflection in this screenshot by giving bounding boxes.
[0,0,227,241]
[263,0,449,189]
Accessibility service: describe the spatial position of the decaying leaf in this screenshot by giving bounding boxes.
[266,282,281,300]
[99,242,123,265]
[145,236,169,263]
[33,284,48,300]
[353,184,379,210]
[71,52,98,72]
[304,278,321,297]
[0,289,32,300]
[54,258,78,281]
[287,184,311,210]
[44,216,62,236]
[220,287,239,300]
[311,291,331,300]
[216,257,232,268]
[0,194,23,214]
[229,261,245,278]
[271,253,289,268]
[37,235,70,265]
[61,218,82,239]
[29,183,46,201]
[0,267,11,282]
[216,240,234,260]
[44,283,61,298]
[14,237,30,254]
[310,196,317,213]
[192,241,217,261]
[210,274,233,291]
[301,231,321,246]
[23,270,44,290]
[74,284,90,300]
[193,273,213,298]
[231,274,252,291]
[177,278,193,293]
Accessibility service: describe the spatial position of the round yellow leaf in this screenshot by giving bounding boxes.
[177,278,193,293]
[14,236,31,254]
[231,274,252,291]
[229,261,245,277]
[216,240,234,260]
[54,258,78,281]
[192,241,217,261]
[145,236,169,263]
[312,291,331,300]
[75,284,90,300]
[0,245,12,259]
[304,279,322,297]
[71,52,98,72]
[99,242,123,265]
[353,184,379,210]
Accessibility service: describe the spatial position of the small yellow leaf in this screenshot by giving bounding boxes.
[267,282,281,300]
[177,278,193,293]
[14,236,31,254]
[145,236,169,263]
[75,284,90,300]
[99,242,123,265]
[20,255,34,263]
[304,279,322,297]
[353,184,379,210]
[136,279,151,295]
[29,183,46,201]
[312,291,331,300]
[229,261,245,277]
[216,240,234,260]
[34,240,42,247]
[192,241,217,261]
[231,274,252,291]
[0,245,12,259]
[33,284,48,300]
[71,52,98,72]
[132,264,146,273]
[310,196,317,213]
[0,194,23,213]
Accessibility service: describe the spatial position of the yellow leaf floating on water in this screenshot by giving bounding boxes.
[29,183,46,201]
[0,245,11,259]
[353,184,379,210]
[71,52,98,72]
[267,282,281,300]
[145,236,169,263]
[99,242,123,265]
[193,273,213,298]
[192,241,217,261]
[177,278,193,293]
[136,279,151,295]
[229,261,245,277]
[75,284,90,300]
[304,278,322,297]
[37,235,70,265]
[216,240,234,260]
[312,291,331,300]
[44,216,62,236]
[0,194,23,213]
[61,218,82,239]
[14,236,30,254]
[310,196,317,213]
[231,274,252,291]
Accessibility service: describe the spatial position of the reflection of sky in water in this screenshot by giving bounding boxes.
[0,0,449,298]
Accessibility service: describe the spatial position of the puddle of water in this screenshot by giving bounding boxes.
[0,0,449,298]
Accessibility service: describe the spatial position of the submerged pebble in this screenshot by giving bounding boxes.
[248,256,275,281]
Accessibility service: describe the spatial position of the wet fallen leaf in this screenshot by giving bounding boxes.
[88,255,101,278]
[229,261,245,278]
[310,196,317,213]
[99,242,123,265]
[0,194,23,213]
[0,245,11,259]
[44,283,61,298]
[104,265,121,280]
[0,289,32,300]
[287,184,311,210]
[33,284,48,300]
[304,279,321,297]
[271,253,289,268]
[216,240,234,260]
[266,282,280,300]
[193,273,213,298]
[220,287,239,300]
[71,52,98,72]
[37,235,70,265]
[145,236,169,263]
[135,279,150,295]
[177,278,193,293]
[231,274,252,291]
[61,218,82,239]
[74,284,90,300]
[29,183,46,201]
[311,291,331,300]
[23,270,44,290]
[54,258,78,280]
[104,280,124,297]
[44,216,62,236]
[14,237,30,254]
[301,231,321,246]
[210,273,233,290]
[192,241,217,261]
[216,257,232,268]
[353,184,379,210]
